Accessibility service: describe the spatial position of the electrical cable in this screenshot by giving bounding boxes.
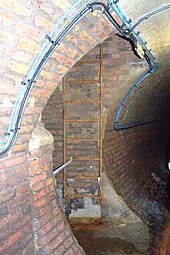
[114,117,170,131]
[1,0,167,155]
[132,3,170,31]
[114,67,156,130]
[0,4,92,157]
[108,0,157,68]
[107,0,162,131]
[30,0,93,74]
[0,0,92,150]
[0,1,96,156]
[0,1,121,158]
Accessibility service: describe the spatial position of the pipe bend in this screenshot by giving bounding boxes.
[0,1,119,157]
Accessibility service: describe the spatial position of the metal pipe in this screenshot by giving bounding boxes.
[0,0,163,154]
[108,0,159,131]
[0,1,121,157]
[132,3,170,30]
[53,157,73,175]
[114,117,169,131]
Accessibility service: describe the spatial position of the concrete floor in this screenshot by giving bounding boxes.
[159,213,170,255]
[70,218,149,255]
[68,172,150,254]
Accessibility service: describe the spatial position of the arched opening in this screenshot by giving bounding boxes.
[0,2,117,254]
[41,34,170,254]
[104,65,170,254]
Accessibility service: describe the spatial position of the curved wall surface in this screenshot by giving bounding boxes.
[0,1,170,255]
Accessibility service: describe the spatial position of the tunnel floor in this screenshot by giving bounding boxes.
[69,218,149,255]
[159,213,170,255]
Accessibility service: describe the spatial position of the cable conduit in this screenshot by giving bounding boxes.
[0,0,92,150]
[0,1,122,157]
[1,0,166,155]
[132,3,170,31]
[108,0,159,131]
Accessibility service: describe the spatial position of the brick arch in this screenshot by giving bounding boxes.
[0,0,117,156]
[0,1,117,255]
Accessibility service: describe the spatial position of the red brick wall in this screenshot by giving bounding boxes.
[0,152,32,255]
[104,119,170,254]
[101,39,170,230]
[40,34,170,254]
[0,1,116,254]
[41,36,146,214]
[0,1,170,254]
[103,64,170,254]
[28,143,85,255]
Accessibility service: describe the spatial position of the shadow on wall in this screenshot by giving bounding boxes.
[166,139,170,211]
[102,66,170,255]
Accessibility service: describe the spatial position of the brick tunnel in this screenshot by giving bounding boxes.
[0,1,170,255]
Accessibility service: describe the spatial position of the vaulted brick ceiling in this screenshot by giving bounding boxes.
[111,0,170,125]
[0,1,170,255]
[121,0,170,66]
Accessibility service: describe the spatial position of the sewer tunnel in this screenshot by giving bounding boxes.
[0,1,170,255]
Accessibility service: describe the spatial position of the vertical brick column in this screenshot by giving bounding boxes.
[27,126,85,255]
[42,84,64,186]
[0,0,116,253]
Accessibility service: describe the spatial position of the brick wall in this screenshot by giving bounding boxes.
[42,36,146,214]
[0,0,170,254]
[42,35,170,254]
[104,120,170,255]
[42,83,64,185]
[0,1,116,254]
[28,137,85,255]
[101,39,170,255]
[103,65,170,254]
[0,152,32,255]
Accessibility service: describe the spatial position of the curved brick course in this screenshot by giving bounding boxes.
[0,1,116,254]
[0,1,170,255]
